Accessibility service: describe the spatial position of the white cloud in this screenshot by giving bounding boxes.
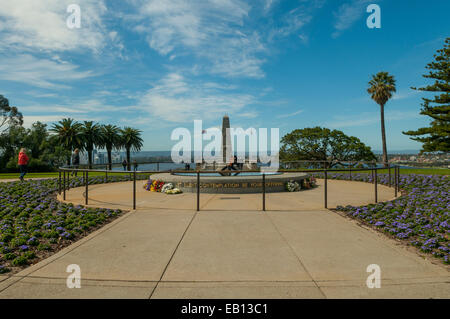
[138,73,257,122]
[269,7,312,40]
[392,90,420,100]
[0,54,94,89]
[0,0,108,53]
[19,99,137,115]
[128,0,270,78]
[332,0,373,38]
[264,0,276,11]
[21,114,103,128]
[276,109,303,119]
[326,111,420,128]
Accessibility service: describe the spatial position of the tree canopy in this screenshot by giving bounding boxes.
[0,94,23,132]
[280,127,376,167]
[403,37,450,153]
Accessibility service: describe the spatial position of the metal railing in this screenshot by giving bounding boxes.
[57,163,401,211]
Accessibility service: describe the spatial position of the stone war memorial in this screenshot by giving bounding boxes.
[151,115,309,193]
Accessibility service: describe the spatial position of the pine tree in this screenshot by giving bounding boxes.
[403,38,450,153]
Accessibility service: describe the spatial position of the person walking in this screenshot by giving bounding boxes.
[122,159,127,171]
[18,148,29,182]
[71,148,80,176]
[133,160,138,171]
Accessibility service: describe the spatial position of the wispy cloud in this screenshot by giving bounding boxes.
[20,99,138,115]
[392,89,420,101]
[0,0,109,53]
[128,0,318,79]
[137,73,257,122]
[325,110,420,128]
[0,54,94,89]
[22,114,104,128]
[129,0,266,78]
[332,0,373,38]
[276,109,303,119]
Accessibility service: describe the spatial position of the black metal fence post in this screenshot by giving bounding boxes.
[388,164,391,187]
[58,170,61,194]
[63,170,66,200]
[105,165,108,181]
[374,169,378,203]
[397,166,400,194]
[324,170,328,209]
[85,171,89,205]
[349,164,352,181]
[394,166,398,197]
[133,171,136,210]
[262,173,266,211]
[196,171,200,211]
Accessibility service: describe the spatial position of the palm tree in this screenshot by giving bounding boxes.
[101,124,122,170]
[50,118,83,165]
[80,121,102,169]
[120,127,143,170]
[367,72,396,166]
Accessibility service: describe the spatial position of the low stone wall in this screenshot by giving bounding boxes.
[149,172,310,194]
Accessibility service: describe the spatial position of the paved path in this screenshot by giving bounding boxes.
[0,208,448,298]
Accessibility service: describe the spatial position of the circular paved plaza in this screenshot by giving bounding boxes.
[57,178,396,211]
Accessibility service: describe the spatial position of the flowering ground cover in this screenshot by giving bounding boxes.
[0,175,147,274]
[314,172,449,265]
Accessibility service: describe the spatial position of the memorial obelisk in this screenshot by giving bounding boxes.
[222,115,232,163]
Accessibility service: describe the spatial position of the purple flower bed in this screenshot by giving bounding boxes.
[0,175,146,274]
[314,172,449,264]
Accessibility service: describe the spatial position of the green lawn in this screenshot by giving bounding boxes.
[0,171,150,179]
[281,167,450,175]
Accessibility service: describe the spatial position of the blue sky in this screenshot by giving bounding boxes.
[0,0,449,152]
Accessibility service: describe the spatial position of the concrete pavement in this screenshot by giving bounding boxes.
[0,208,448,298]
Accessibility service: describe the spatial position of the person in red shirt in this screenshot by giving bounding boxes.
[18,148,29,181]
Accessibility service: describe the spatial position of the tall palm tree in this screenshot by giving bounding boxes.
[80,121,102,169]
[367,72,396,166]
[50,118,83,165]
[120,127,143,170]
[101,124,122,170]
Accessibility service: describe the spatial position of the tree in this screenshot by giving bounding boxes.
[50,118,83,165]
[0,95,23,133]
[120,127,143,170]
[280,127,376,168]
[0,125,27,168]
[403,38,450,152]
[100,124,122,170]
[80,121,102,169]
[367,72,396,166]
[24,122,48,159]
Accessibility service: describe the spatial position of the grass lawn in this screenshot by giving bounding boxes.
[282,168,450,175]
[0,171,151,179]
